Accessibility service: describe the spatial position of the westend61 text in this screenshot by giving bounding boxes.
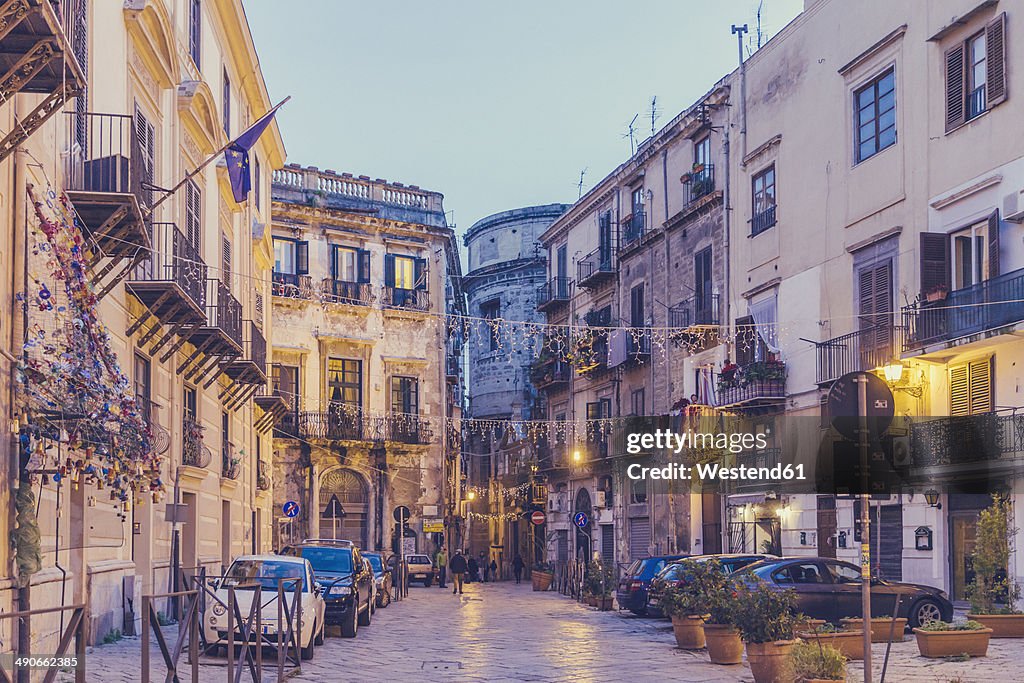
[625,429,768,455]
[626,462,807,482]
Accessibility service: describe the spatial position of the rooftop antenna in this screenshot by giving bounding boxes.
[622,113,639,156]
[756,0,765,49]
[577,167,587,199]
[649,96,660,135]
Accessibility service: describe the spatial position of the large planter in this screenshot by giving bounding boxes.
[798,630,864,660]
[966,613,1024,638]
[598,596,614,611]
[704,624,743,665]
[532,571,553,592]
[841,617,908,643]
[585,595,598,607]
[793,618,826,633]
[745,640,796,683]
[671,614,707,649]
[913,628,993,658]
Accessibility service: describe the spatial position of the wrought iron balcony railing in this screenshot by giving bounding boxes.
[621,211,646,246]
[131,222,207,309]
[382,286,429,311]
[205,279,242,347]
[752,205,777,236]
[902,267,1024,352]
[322,278,373,306]
[222,443,240,480]
[182,416,211,468]
[668,294,720,329]
[577,246,616,288]
[531,360,571,391]
[714,361,787,410]
[684,164,715,204]
[257,460,271,491]
[815,325,904,385]
[910,411,1024,470]
[536,277,571,311]
[389,418,433,445]
[732,448,783,492]
[272,272,314,299]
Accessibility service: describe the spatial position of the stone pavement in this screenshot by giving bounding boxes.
[59,580,1024,682]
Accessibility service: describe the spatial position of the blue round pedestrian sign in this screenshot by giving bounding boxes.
[574,512,589,528]
[283,501,300,518]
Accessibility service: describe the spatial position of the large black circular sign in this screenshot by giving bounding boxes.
[827,372,894,442]
[393,505,411,522]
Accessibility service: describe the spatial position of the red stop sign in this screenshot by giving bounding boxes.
[530,511,546,525]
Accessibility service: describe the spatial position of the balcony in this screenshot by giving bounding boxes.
[301,404,366,441]
[902,267,1024,353]
[910,411,1024,482]
[125,222,207,356]
[669,294,720,344]
[272,272,315,299]
[220,321,268,408]
[577,246,616,289]
[815,325,905,385]
[322,278,373,306]
[732,448,782,492]
[684,164,716,205]
[221,443,240,481]
[274,408,300,439]
[0,0,85,162]
[446,356,461,382]
[536,277,571,313]
[752,205,777,236]
[182,416,212,468]
[714,361,787,412]
[620,211,647,248]
[178,280,242,386]
[389,418,432,445]
[531,360,571,391]
[62,112,152,296]
[623,332,652,365]
[382,286,429,312]
[254,384,291,433]
[257,460,271,491]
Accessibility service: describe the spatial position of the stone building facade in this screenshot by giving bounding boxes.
[269,165,463,559]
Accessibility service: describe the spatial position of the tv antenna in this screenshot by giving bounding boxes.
[649,96,660,135]
[577,168,587,199]
[623,113,639,156]
[755,0,765,49]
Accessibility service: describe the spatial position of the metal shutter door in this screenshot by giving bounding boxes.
[628,517,650,560]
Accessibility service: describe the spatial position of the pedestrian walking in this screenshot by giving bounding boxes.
[467,555,479,582]
[435,547,448,588]
[479,551,488,582]
[512,553,525,584]
[489,558,498,582]
[449,549,467,594]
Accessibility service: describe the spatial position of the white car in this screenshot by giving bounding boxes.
[204,554,326,660]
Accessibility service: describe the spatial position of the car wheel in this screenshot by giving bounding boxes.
[380,588,391,608]
[301,624,316,660]
[315,619,324,645]
[910,598,944,628]
[340,602,358,638]
[358,599,372,626]
[423,578,431,588]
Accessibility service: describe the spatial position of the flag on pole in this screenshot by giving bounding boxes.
[225,97,289,203]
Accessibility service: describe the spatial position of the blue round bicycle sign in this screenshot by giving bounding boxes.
[574,512,589,528]
[283,501,300,518]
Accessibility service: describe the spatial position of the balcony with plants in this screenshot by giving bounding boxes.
[714,356,787,411]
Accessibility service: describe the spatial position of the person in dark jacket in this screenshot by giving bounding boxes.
[467,555,480,582]
[449,549,468,594]
[512,553,525,584]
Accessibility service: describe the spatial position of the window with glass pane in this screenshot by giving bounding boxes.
[694,136,710,166]
[334,246,358,282]
[752,166,776,235]
[135,355,151,422]
[967,32,987,118]
[327,358,361,406]
[631,187,644,213]
[393,255,415,289]
[951,220,988,289]
[184,386,197,421]
[274,239,296,274]
[855,68,896,163]
[480,299,500,351]
[391,376,419,415]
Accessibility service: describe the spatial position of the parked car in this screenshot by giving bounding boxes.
[405,554,435,587]
[363,551,392,607]
[733,557,954,628]
[284,542,374,637]
[616,554,688,615]
[647,554,774,617]
[203,555,325,660]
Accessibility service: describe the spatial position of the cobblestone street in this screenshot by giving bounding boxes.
[57,580,1024,682]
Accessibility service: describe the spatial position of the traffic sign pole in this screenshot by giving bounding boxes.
[856,373,873,683]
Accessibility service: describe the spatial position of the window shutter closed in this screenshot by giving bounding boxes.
[384,254,396,287]
[735,315,756,366]
[414,257,427,290]
[358,249,371,283]
[986,12,1008,107]
[859,262,892,350]
[968,357,992,415]
[944,43,966,132]
[919,233,951,296]
[296,240,309,275]
[221,234,232,287]
[949,364,970,416]
[988,210,1001,278]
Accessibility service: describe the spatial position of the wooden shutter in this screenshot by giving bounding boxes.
[919,233,951,296]
[296,240,309,275]
[986,12,1008,107]
[134,106,156,202]
[858,262,892,349]
[969,357,993,415]
[944,43,966,132]
[735,315,756,366]
[384,254,396,287]
[414,257,427,290]
[185,180,201,247]
[221,233,232,286]
[949,364,970,416]
[358,249,371,283]
[988,209,1001,278]
[630,284,644,327]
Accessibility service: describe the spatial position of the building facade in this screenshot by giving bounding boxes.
[1,0,285,647]
[269,164,463,559]
[462,204,570,567]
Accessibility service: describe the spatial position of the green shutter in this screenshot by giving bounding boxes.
[384,254,396,287]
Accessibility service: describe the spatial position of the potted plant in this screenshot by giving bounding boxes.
[701,570,745,665]
[733,579,798,683]
[966,495,1024,637]
[790,641,846,683]
[660,559,724,650]
[913,620,993,658]
[840,614,908,643]
[923,283,949,302]
[532,561,553,592]
[586,560,614,610]
[792,615,827,634]
[797,622,864,660]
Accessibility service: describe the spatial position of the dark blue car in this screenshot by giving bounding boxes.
[616,554,688,615]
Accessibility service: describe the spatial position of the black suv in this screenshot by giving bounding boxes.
[285,543,374,637]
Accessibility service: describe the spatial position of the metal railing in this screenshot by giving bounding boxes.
[668,294,720,328]
[714,363,787,408]
[204,279,243,347]
[257,461,271,491]
[301,404,365,441]
[627,332,652,358]
[381,286,429,311]
[685,164,715,204]
[133,222,207,308]
[271,273,314,299]
[389,418,432,445]
[64,111,150,205]
[537,277,571,309]
[322,278,373,305]
[0,603,87,682]
[222,443,240,480]
[752,205,777,236]
[902,267,1024,351]
[577,246,615,285]
[621,211,646,245]
[182,416,211,467]
[911,411,1024,468]
[532,360,571,389]
[815,325,904,384]
[141,589,200,683]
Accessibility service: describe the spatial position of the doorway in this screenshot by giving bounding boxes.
[817,495,837,559]
[221,500,232,570]
[182,492,197,576]
[319,468,369,547]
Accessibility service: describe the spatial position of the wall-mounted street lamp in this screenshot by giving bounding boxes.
[924,489,942,509]
[572,450,582,463]
[467,490,476,501]
[882,363,904,383]
[881,362,923,398]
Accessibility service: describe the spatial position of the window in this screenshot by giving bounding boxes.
[694,247,713,323]
[327,358,361,406]
[274,239,295,275]
[630,283,645,327]
[631,186,644,215]
[253,156,261,209]
[188,0,201,68]
[386,254,422,289]
[918,211,1000,297]
[826,562,862,584]
[221,233,232,289]
[857,260,893,352]
[184,385,197,422]
[391,376,419,415]
[631,388,645,416]
[751,165,777,235]
[134,354,151,422]
[556,244,568,280]
[945,13,1007,131]
[185,180,201,248]
[333,246,359,283]
[949,358,992,416]
[586,399,611,457]
[480,299,501,351]
[273,364,299,412]
[134,105,156,206]
[630,477,647,504]
[221,411,230,461]
[773,563,828,584]
[222,68,231,137]
[854,68,896,163]
[694,136,710,167]
[952,220,989,289]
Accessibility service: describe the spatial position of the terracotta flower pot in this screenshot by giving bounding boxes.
[793,618,826,633]
[966,613,1024,638]
[841,617,908,643]
[745,640,796,683]
[598,596,614,611]
[532,571,552,592]
[798,630,865,660]
[671,614,708,649]
[913,627,992,658]
[704,624,743,665]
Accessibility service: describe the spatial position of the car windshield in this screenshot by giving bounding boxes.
[407,555,431,565]
[222,560,306,591]
[299,547,353,574]
[365,555,384,573]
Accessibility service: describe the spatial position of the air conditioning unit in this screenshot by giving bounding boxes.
[594,490,607,508]
[548,493,565,512]
[891,435,911,468]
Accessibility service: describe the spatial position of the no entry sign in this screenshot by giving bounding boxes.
[530,510,546,525]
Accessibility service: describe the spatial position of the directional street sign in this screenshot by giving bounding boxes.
[573,512,589,528]
[282,501,300,518]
